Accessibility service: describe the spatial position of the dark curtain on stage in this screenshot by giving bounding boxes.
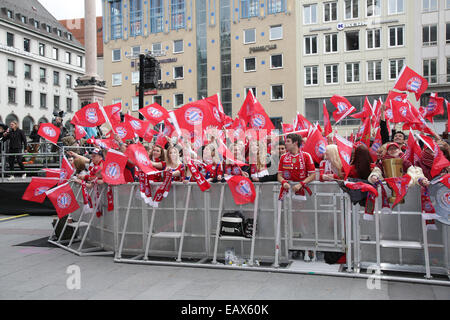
[0,183,55,216]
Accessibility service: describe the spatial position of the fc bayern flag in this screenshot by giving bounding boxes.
[294,113,312,131]
[45,183,80,218]
[126,142,158,174]
[237,90,275,131]
[71,102,106,127]
[369,128,382,162]
[403,130,422,165]
[385,175,412,208]
[86,138,120,150]
[447,100,450,133]
[302,128,327,164]
[419,135,450,178]
[390,99,420,124]
[331,95,356,124]
[172,100,221,133]
[103,102,122,125]
[335,134,354,178]
[74,125,87,140]
[420,93,444,123]
[124,114,157,139]
[60,155,75,183]
[227,175,256,205]
[155,120,175,147]
[394,66,428,101]
[43,168,62,178]
[357,116,371,148]
[140,103,170,125]
[38,123,60,145]
[102,149,127,185]
[323,101,333,137]
[112,121,135,142]
[282,123,294,134]
[204,94,226,126]
[22,177,59,203]
[351,97,373,119]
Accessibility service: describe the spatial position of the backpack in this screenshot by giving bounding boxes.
[220,211,245,237]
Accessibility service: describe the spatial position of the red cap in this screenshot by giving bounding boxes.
[386,142,400,150]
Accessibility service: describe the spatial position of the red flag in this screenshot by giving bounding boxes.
[74,125,87,140]
[38,123,60,145]
[71,102,106,127]
[227,175,256,205]
[419,135,450,178]
[60,155,75,183]
[390,99,420,124]
[43,168,62,178]
[155,120,174,148]
[436,174,450,189]
[204,94,226,127]
[102,149,127,185]
[187,161,211,192]
[111,120,135,142]
[126,142,158,174]
[86,137,120,150]
[403,130,422,165]
[172,100,222,132]
[372,98,382,129]
[139,103,170,125]
[356,116,371,147]
[323,101,332,137]
[351,97,372,119]
[369,127,382,162]
[124,114,157,140]
[294,113,312,131]
[335,134,354,178]
[302,128,327,164]
[22,177,59,203]
[385,174,412,208]
[45,183,80,218]
[237,90,275,131]
[217,140,246,167]
[420,93,444,123]
[282,123,294,134]
[447,100,450,133]
[394,66,428,101]
[386,90,408,104]
[331,95,356,124]
[103,102,122,125]
[344,181,378,197]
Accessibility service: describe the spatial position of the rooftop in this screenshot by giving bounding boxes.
[59,17,103,57]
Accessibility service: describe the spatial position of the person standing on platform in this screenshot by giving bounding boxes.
[2,121,27,180]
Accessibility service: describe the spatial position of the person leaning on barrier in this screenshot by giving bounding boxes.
[248,139,270,182]
[193,143,223,182]
[68,148,104,187]
[3,121,27,179]
[165,145,186,183]
[319,144,344,181]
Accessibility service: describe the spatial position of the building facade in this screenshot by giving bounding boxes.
[0,0,85,135]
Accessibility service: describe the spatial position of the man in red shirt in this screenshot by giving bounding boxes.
[278,134,316,193]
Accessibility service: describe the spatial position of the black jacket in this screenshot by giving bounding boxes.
[29,130,40,143]
[3,128,27,151]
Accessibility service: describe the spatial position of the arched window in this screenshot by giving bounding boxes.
[22,116,34,136]
[5,114,19,127]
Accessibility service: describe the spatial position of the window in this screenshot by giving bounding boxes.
[304,35,318,55]
[324,33,338,53]
[271,84,284,100]
[447,23,450,43]
[46,25,51,33]
[54,71,60,86]
[8,60,15,76]
[241,0,259,18]
[68,34,73,40]
[57,29,62,37]
[150,0,164,33]
[268,0,285,14]
[245,87,257,98]
[132,71,140,84]
[7,32,14,47]
[423,59,437,84]
[305,66,319,85]
[52,47,59,60]
[345,0,359,19]
[152,42,162,54]
[388,0,404,14]
[111,0,123,39]
[112,49,121,61]
[346,62,360,82]
[132,45,141,57]
[7,10,13,19]
[66,52,71,64]
[39,43,45,56]
[324,2,337,22]
[345,30,359,51]
[8,88,16,104]
[304,4,317,24]
[447,58,450,82]
[423,0,438,12]
[244,28,256,44]
[112,98,122,105]
[24,64,31,79]
[112,73,122,86]
[67,98,72,112]
[66,74,72,88]
[174,66,184,78]
[40,68,46,83]
[173,39,184,53]
[270,25,283,40]
[40,93,47,109]
[132,97,140,111]
[423,25,437,46]
[367,29,381,49]
[153,95,162,105]
[367,60,382,81]
[325,64,339,84]
[21,16,27,24]
[389,58,404,80]
[54,95,60,110]
[447,0,450,9]
[171,0,185,30]
[77,55,83,67]
[271,54,283,69]
[25,90,32,106]
[130,0,143,36]
[157,68,162,81]
[367,0,381,17]
[244,57,256,72]
[174,93,184,107]
[34,20,39,28]
[23,38,30,52]
[389,26,404,47]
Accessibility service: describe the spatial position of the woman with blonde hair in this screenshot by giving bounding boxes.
[319,144,344,181]
[248,139,269,182]
[165,145,185,182]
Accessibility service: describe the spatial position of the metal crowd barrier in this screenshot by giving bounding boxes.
[47,180,450,285]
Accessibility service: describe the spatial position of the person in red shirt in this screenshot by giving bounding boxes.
[278,134,316,193]
[319,144,344,181]
[148,144,166,182]
[165,146,185,182]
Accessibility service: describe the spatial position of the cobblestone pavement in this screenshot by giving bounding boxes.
[0,214,448,300]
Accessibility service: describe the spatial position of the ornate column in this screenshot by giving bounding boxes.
[74,0,108,108]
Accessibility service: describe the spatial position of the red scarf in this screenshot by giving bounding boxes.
[421,187,438,230]
[187,161,211,192]
[152,171,173,206]
[107,185,114,211]
[144,173,153,205]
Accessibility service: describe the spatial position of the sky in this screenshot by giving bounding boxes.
[38,0,103,20]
